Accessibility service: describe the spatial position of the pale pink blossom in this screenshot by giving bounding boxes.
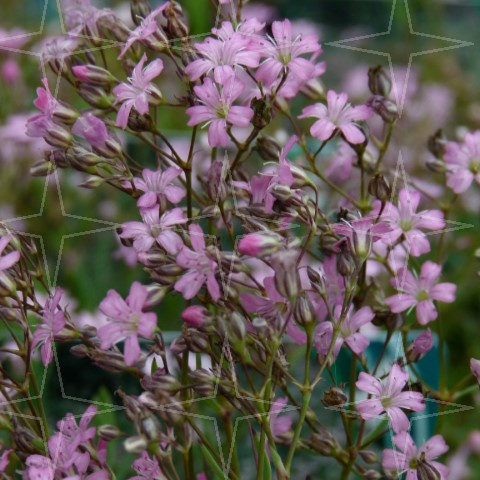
[186,76,253,147]
[97,282,157,365]
[371,188,445,257]
[356,364,425,433]
[0,235,20,272]
[269,397,292,442]
[120,206,186,255]
[385,261,456,325]
[382,432,449,479]
[256,19,320,86]
[444,131,480,193]
[128,451,164,480]
[315,305,374,360]
[113,54,163,129]
[174,224,221,301]
[32,288,66,366]
[299,90,371,144]
[470,358,480,383]
[133,167,185,208]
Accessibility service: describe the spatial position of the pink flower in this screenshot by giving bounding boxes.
[444,131,480,193]
[385,261,456,325]
[72,113,117,154]
[133,167,185,208]
[299,90,371,144]
[186,76,253,147]
[120,206,186,255]
[238,231,283,257]
[113,54,163,129]
[25,455,55,480]
[181,305,209,327]
[314,305,374,360]
[0,449,11,473]
[48,405,97,473]
[356,364,425,433]
[186,34,261,83]
[256,19,321,86]
[128,451,163,480]
[32,288,66,366]
[118,3,169,59]
[470,358,480,383]
[174,224,220,301]
[371,188,445,257]
[382,432,449,479]
[240,276,307,345]
[413,329,434,355]
[269,397,292,442]
[325,142,356,182]
[0,235,20,272]
[97,282,157,366]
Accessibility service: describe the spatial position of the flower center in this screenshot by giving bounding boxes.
[215,102,230,119]
[399,218,413,232]
[416,289,430,302]
[469,160,480,174]
[409,458,419,469]
[381,395,392,409]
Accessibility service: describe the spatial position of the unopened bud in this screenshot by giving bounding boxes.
[131,0,152,25]
[368,174,391,202]
[238,231,283,257]
[250,98,271,129]
[124,435,147,453]
[426,157,446,174]
[359,450,378,464]
[322,387,347,407]
[145,284,168,307]
[52,104,79,125]
[72,65,116,86]
[164,1,189,39]
[45,125,73,149]
[98,424,122,441]
[181,305,209,328]
[70,344,89,358]
[293,295,314,327]
[368,95,398,123]
[30,160,54,177]
[428,129,448,158]
[257,135,281,161]
[78,84,114,109]
[407,329,433,363]
[79,175,104,189]
[189,369,217,396]
[417,459,441,480]
[363,470,382,480]
[309,429,338,455]
[368,65,391,97]
[207,160,226,202]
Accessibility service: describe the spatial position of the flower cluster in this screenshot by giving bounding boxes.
[0,1,477,479]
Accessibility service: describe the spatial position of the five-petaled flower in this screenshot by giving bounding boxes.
[32,288,66,366]
[113,54,163,129]
[385,261,456,325]
[382,432,449,480]
[299,90,371,144]
[186,76,253,147]
[356,364,425,433]
[174,224,221,301]
[97,282,157,366]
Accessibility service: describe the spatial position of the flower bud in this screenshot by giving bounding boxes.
[368,65,391,97]
[164,1,189,39]
[70,344,89,358]
[250,98,271,129]
[207,160,226,202]
[426,158,446,174]
[79,175,105,189]
[131,0,151,25]
[72,65,116,86]
[78,84,114,109]
[337,248,356,277]
[363,470,382,480]
[52,104,79,125]
[293,295,314,327]
[44,125,73,149]
[257,135,281,161]
[368,174,391,202]
[181,305,210,328]
[189,368,217,397]
[368,95,398,123]
[30,160,54,177]
[470,358,480,383]
[124,435,147,453]
[428,129,448,158]
[359,450,378,464]
[238,231,283,257]
[145,284,168,307]
[98,424,122,441]
[322,387,347,407]
[271,251,299,300]
[309,428,338,455]
[407,329,433,363]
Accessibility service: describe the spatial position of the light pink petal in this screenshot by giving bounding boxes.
[421,435,449,460]
[356,398,384,420]
[339,123,365,144]
[430,283,456,303]
[416,300,437,325]
[0,250,20,270]
[387,406,411,434]
[385,294,417,313]
[124,335,141,366]
[189,224,205,252]
[356,372,382,396]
